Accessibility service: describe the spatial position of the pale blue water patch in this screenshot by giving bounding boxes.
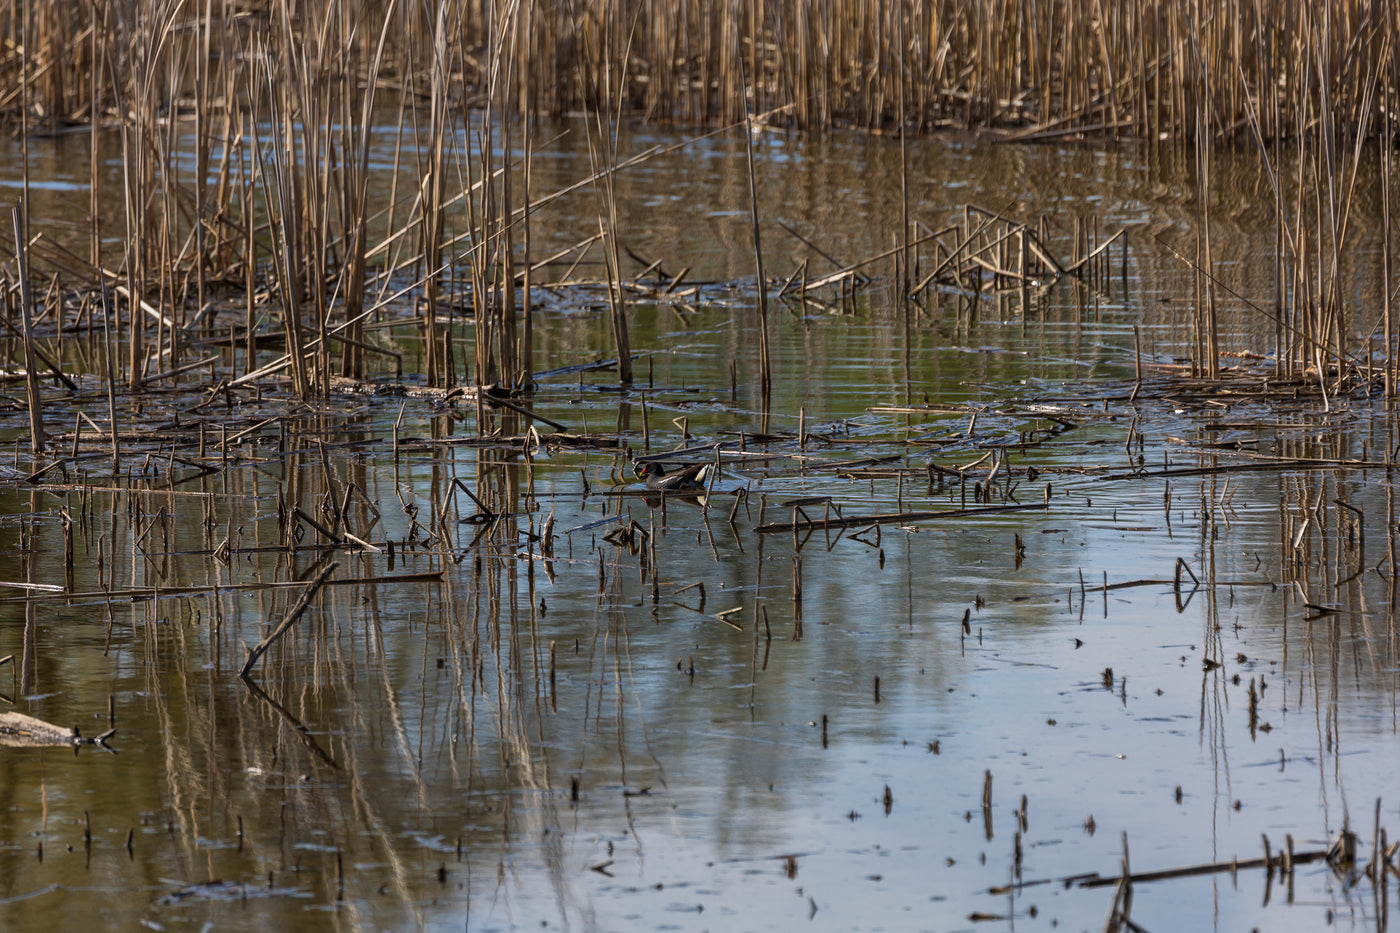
[0,178,89,191]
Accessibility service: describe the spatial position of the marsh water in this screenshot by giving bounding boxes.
[0,122,1397,932]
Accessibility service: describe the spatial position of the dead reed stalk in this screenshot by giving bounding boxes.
[6,1,1395,143]
[11,202,44,457]
[0,0,1393,401]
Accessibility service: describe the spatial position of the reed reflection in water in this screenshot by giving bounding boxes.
[0,363,1395,931]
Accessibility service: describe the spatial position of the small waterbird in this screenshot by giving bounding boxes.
[633,460,711,491]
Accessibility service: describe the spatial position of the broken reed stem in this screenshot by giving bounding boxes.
[1133,325,1142,388]
[741,73,772,403]
[1080,842,1341,889]
[239,562,339,679]
[897,6,910,296]
[12,202,44,458]
[1384,85,1395,398]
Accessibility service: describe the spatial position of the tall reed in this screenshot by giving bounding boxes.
[6,2,1393,160]
[12,1,1391,142]
[0,0,1394,400]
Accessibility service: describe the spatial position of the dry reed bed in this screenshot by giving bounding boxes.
[2,1,1396,141]
[0,0,1393,434]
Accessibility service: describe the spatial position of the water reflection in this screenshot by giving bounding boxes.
[0,123,1396,932]
[2,386,1392,930]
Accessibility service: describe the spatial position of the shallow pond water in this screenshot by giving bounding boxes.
[0,122,1397,932]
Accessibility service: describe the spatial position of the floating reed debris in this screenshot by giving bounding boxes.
[1077,840,1334,889]
[757,501,1046,534]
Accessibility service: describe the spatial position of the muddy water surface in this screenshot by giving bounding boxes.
[0,123,1396,932]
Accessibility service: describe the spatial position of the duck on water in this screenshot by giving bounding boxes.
[633,460,712,492]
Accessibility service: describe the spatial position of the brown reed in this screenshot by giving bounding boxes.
[0,0,1393,404]
[4,1,1393,144]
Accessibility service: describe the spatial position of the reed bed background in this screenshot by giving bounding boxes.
[5,0,1396,142]
[0,0,1395,411]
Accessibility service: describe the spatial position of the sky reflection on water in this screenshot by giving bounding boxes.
[0,121,1396,932]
